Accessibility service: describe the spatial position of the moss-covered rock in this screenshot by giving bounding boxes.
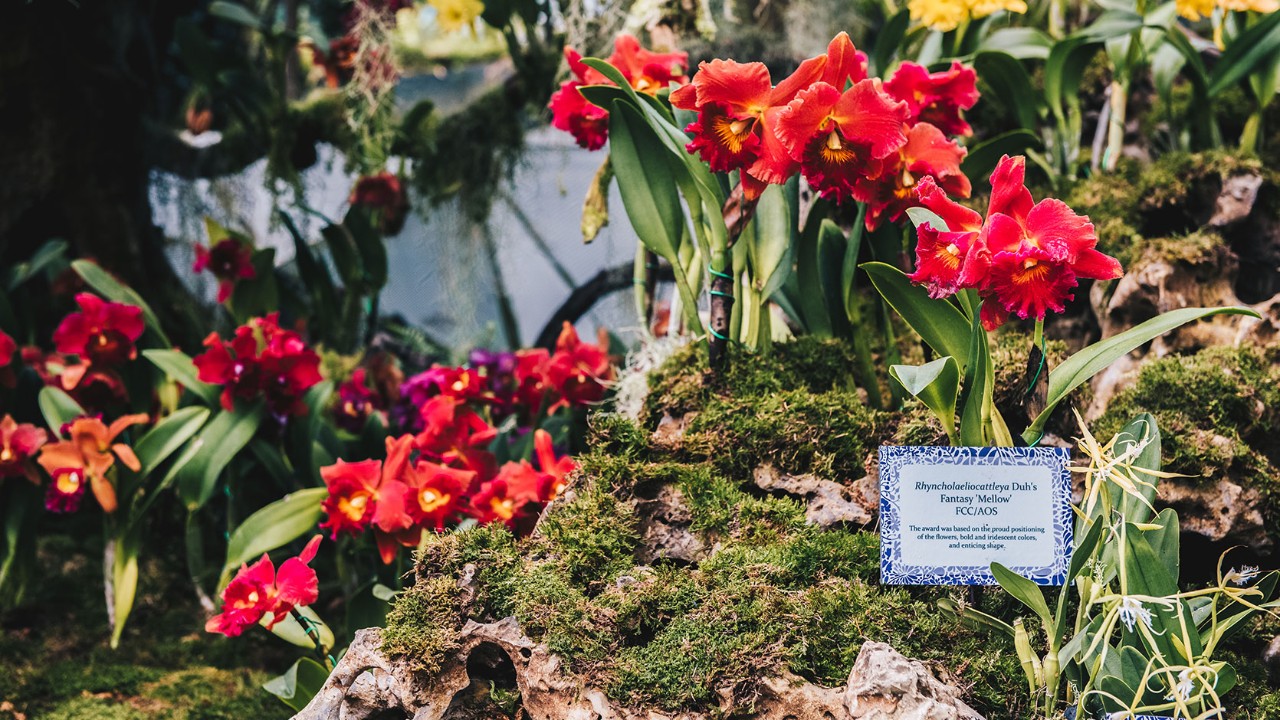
[385,338,1031,716]
[1096,345,1280,533]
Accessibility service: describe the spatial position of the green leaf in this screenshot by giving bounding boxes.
[226,248,279,322]
[937,597,1016,637]
[863,262,972,372]
[263,657,330,712]
[749,183,795,301]
[962,129,1042,185]
[1044,36,1099,123]
[345,208,389,290]
[978,27,1054,60]
[795,213,835,337]
[1023,306,1260,444]
[973,52,1041,132]
[1070,9,1144,40]
[871,10,911,74]
[890,357,959,441]
[269,605,335,651]
[37,386,85,432]
[143,349,220,406]
[6,239,68,291]
[1209,10,1280,97]
[132,407,211,478]
[279,212,338,337]
[71,260,169,345]
[1069,512,1105,583]
[287,381,335,485]
[991,562,1053,629]
[1112,413,1161,524]
[173,404,264,510]
[320,223,364,288]
[109,528,142,648]
[608,100,685,262]
[219,487,327,589]
[209,1,264,30]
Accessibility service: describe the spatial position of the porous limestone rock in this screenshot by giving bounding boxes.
[1157,475,1271,551]
[752,463,877,527]
[846,642,985,720]
[293,621,941,720]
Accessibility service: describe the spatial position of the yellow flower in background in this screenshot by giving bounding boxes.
[969,0,1028,19]
[909,0,1027,31]
[909,0,969,31]
[1218,0,1279,13]
[430,0,485,32]
[1175,0,1215,19]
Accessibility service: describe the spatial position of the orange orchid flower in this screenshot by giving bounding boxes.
[37,414,148,514]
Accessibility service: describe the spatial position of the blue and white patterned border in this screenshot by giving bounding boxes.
[879,445,1072,586]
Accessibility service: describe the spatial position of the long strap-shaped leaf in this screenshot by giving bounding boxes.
[863,261,972,372]
[1022,306,1259,444]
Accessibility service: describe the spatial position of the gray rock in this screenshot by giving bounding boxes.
[846,642,985,720]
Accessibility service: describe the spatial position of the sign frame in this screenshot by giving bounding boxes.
[879,445,1073,586]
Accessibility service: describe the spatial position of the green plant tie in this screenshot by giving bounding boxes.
[294,612,337,668]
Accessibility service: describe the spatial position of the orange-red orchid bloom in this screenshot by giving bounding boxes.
[36,414,148,514]
[856,122,969,230]
[775,78,909,203]
[671,33,867,200]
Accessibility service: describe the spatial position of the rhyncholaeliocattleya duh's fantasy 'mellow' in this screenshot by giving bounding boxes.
[907,154,1123,330]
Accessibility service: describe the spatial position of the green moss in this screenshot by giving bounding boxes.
[1097,345,1280,531]
[682,388,881,481]
[645,336,862,424]
[535,486,640,588]
[380,576,462,674]
[1,535,292,719]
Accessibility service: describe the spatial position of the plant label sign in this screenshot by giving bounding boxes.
[878,446,1072,586]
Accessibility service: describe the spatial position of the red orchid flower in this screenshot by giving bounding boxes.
[0,330,15,388]
[1,415,48,481]
[350,171,410,235]
[549,35,688,150]
[883,61,980,137]
[399,459,473,532]
[967,156,1122,329]
[194,238,256,303]
[533,428,577,502]
[856,121,969,230]
[412,394,498,469]
[194,314,322,416]
[333,368,378,433]
[511,348,551,416]
[907,176,986,299]
[907,156,1123,329]
[52,293,145,367]
[206,535,322,637]
[469,477,527,529]
[671,33,866,200]
[775,78,910,203]
[545,322,615,412]
[36,414,148,514]
[319,435,414,540]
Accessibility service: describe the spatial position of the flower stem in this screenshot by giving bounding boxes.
[290,607,334,671]
[1032,317,1044,349]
